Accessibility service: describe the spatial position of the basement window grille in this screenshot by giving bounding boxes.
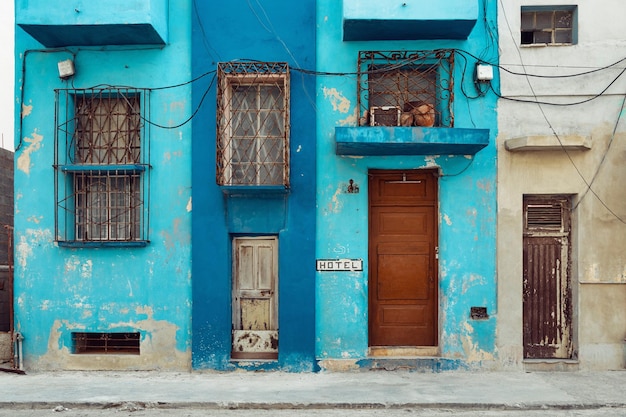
[54,88,150,247]
[72,332,141,355]
[216,62,290,187]
[357,50,454,128]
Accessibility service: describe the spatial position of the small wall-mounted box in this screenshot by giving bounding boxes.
[476,64,494,81]
[57,59,75,79]
[370,106,401,126]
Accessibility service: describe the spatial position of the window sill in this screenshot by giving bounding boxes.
[520,43,574,47]
[221,185,289,196]
[504,135,591,152]
[59,164,147,174]
[58,241,149,248]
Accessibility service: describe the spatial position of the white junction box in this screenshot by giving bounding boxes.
[476,64,493,81]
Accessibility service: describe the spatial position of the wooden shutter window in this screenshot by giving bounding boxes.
[526,203,563,229]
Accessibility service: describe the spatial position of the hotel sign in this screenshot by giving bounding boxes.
[316,259,363,272]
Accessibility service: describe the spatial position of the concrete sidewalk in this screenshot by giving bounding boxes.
[0,370,625,410]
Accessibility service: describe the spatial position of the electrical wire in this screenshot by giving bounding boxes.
[573,91,626,212]
[499,0,626,224]
[139,73,217,130]
[192,0,222,62]
[440,157,476,177]
[490,66,626,106]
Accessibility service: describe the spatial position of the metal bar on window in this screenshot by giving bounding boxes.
[54,87,150,244]
[357,50,454,128]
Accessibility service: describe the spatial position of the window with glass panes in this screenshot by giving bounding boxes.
[216,62,290,187]
[521,7,576,45]
[55,88,149,246]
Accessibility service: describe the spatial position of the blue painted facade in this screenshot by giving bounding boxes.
[316,0,499,368]
[14,1,192,370]
[13,0,496,372]
[191,2,317,371]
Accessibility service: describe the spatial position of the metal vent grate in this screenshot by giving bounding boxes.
[526,204,563,229]
[72,332,140,355]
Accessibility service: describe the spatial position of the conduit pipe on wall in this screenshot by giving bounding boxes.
[14,332,23,371]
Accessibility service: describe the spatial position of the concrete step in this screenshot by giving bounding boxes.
[355,356,467,372]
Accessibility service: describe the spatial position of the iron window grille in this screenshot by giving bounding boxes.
[521,7,576,45]
[217,62,290,187]
[357,50,454,128]
[72,332,140,355]
[54,88,150,246]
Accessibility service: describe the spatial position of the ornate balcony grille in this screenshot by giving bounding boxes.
[357,50,454,128]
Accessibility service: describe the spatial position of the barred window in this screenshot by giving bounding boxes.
[358,50,454,128]
[55,88,150,247]
[217,62,290,187]
[521,7,576,46]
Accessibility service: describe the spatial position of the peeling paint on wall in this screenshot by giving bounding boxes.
[34,307,190,371]
[462,273,486,295]
[424,156,439,167]
[161,217,190,251]
[16,228,53,268]
[461,321,495,363]
[322,87,351,113]
[338,108,358,126]
[17,130,43,175]
[21,102,33,118]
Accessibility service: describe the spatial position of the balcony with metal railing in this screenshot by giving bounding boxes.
[335,50,489,156]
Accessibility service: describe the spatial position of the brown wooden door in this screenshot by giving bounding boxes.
[523,196,572,359]
[369,170,438,347]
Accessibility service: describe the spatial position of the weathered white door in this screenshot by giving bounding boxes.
[232,236,278,359]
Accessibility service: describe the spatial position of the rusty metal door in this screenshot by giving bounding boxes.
[369,170,438,347]
[523,196,572,359]
[232,236,278,360]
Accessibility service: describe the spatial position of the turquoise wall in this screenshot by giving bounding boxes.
[13,2,192,370]
[316,0,499,366]
[191,0,317,371]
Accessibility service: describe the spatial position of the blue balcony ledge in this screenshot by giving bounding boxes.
[335,126,489,156]
[16,0,168,47]
[343,0,478,41]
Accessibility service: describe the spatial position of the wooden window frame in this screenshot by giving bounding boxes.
[217,63,290,187]
[521,6,577,46]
